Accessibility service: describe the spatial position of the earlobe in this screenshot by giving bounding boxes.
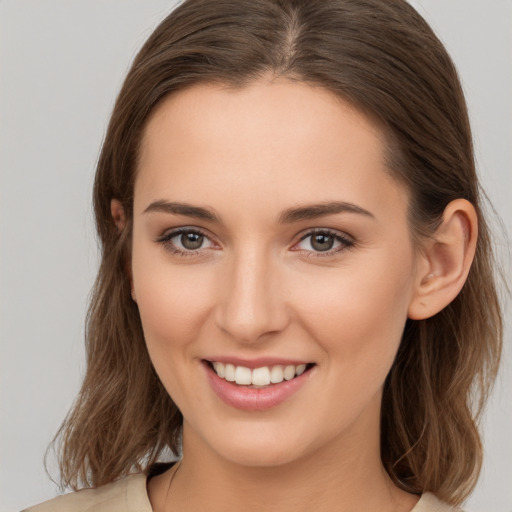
[408,199,478,320]
[111,199,127,231]
[110,198,136,301]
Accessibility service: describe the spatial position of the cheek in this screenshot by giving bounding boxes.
[290,252,415,368]
[131,242,218,361]
[284,255,416,433]
[132,256,220,410]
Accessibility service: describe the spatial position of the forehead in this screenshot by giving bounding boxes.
[139,78,384,164]
[135,78,408,225]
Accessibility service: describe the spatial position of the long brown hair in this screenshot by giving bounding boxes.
[52,0,503,505]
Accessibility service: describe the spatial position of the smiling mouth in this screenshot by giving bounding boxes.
[205,361,315,388]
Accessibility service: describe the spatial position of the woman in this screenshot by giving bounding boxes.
[24,0,503,510]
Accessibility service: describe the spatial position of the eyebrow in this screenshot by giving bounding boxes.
[143,200,374,224]
[278,201,374,223]
[143,200,221,222]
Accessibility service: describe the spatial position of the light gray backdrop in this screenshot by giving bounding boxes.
[1,1,510,510]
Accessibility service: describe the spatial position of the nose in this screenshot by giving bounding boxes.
[214,247,289,344]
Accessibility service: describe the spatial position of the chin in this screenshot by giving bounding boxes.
[193,420,312,468]
[215,440,304,468]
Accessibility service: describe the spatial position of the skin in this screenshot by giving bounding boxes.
[112,76,477,512]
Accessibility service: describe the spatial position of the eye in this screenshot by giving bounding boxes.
[294,229,354,257]
[157,227,215,255]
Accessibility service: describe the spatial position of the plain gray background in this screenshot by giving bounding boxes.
[0,1,510,510]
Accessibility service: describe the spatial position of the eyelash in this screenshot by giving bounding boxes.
[156,228,214,258]
[296,228,355,258]
[156,227,355,259]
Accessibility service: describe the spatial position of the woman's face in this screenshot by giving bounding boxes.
[131,77,422,467]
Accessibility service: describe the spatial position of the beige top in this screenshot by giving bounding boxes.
[23,473,463,512]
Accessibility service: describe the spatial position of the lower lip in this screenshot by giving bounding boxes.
[203,362,313,411]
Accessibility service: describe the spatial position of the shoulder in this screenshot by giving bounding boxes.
[414,492,465,512]
[22,473,152,512]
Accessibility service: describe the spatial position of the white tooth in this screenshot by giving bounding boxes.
[225,363,236,382]
[269,365,284,384]
[295,364,306,376]
[234,366,252,385]
[283,365,296,381]
[252,367,271,386]
[214,362,225,378]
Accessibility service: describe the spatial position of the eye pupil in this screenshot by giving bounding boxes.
[311,234,334,251]
[181,232,203,250]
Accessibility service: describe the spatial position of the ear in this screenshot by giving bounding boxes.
[111,199,127,231]
[408,199,478,320]
[110,199,137,302]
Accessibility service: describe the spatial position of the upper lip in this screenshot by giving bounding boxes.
[203,356,313,369]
